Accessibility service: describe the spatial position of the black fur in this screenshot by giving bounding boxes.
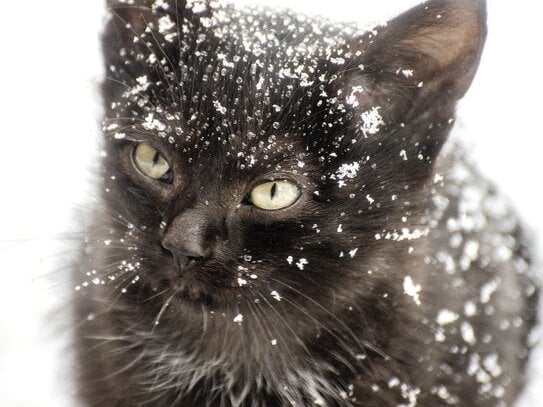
[74,1,539,405]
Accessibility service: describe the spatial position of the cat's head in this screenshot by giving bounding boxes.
[91,0,486,395]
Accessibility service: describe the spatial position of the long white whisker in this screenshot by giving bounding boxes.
[151,292,177,332]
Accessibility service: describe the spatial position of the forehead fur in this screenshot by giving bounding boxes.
[103,1,373,159]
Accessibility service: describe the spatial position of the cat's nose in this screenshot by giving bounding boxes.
[162,209,208,273]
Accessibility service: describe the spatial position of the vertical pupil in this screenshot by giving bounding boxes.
[152,151,161,166]
[270,182,277,199]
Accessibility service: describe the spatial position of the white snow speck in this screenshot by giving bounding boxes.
[460,240,480,271]
[271,290,282,301]
[158,15,175,34]
[464,301,477,317]
[186,0,207,13]
[436,309,459,326]
[213,100,227,115]
[233,314,243,323]
[483,353,503,378]
[334,162,360,187]
[142,113,166,131]
[152,0,170,10]
[388,377,400,388]
[296,258,308,270]
[403,276,422,306]
[480,278,500,304]
[345,85,365,107]
[461,321,476,345]
[360,107,385,137]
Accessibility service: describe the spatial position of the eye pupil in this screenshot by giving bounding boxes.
[152,151,161,165]
[270,182,277,199]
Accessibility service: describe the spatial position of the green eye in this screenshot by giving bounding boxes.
[249,180,301,210]
[133,143,171,181]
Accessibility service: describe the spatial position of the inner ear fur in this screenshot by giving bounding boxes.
[377,0,486,96]
[347,0,487,122]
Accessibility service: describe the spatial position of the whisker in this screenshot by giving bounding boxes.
[142,286,172,303]
[151,292,177,332]
[253,293,316,377]
[256,292,312,357]
[268,276,389,360]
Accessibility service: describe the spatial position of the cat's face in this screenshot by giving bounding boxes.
[101,41,388,329]
[89,0,486,389]
[102,4,374,308]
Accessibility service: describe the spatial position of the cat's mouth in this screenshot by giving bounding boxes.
[170,275,235,308]
[172,279,210,301]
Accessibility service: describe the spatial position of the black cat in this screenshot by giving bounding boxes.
[74,0,539,405]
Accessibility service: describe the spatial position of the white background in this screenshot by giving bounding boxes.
[0,0,542,405]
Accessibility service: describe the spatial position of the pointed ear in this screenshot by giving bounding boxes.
[368,0,486,100]
[102,0,213,112]
[341,0,486,163]
[103,0,205,48]
[105,0,155,37]
[102,0,157,109]
[102,0,190,117]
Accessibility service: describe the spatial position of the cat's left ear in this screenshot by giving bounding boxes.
[342,0,486,160]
